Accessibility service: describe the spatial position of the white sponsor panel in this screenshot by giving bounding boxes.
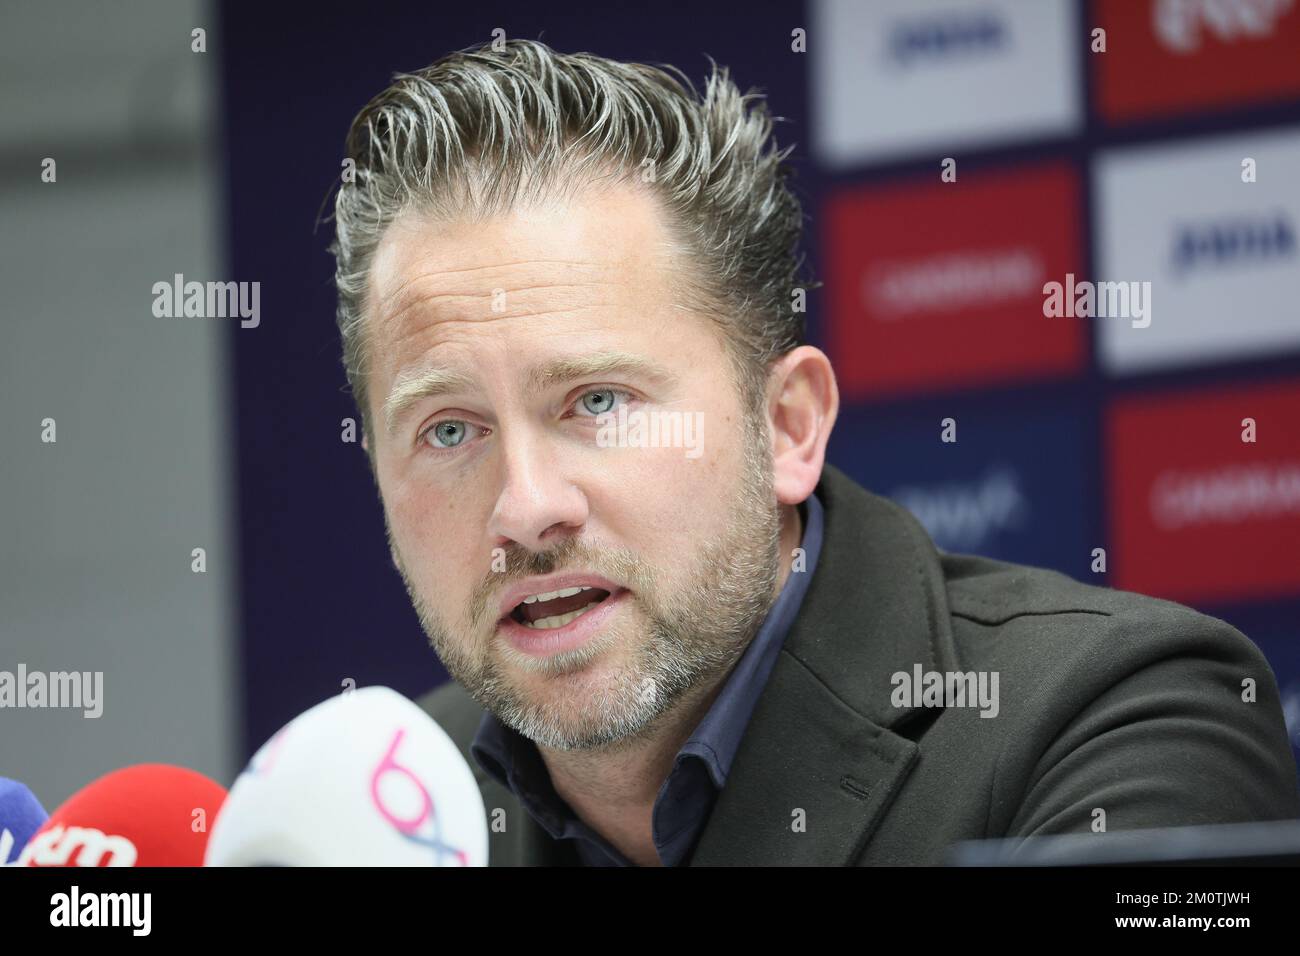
[1094,127,1300,374]
[811,0,1080,166]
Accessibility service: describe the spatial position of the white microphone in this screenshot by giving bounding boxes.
[205,686,488,866]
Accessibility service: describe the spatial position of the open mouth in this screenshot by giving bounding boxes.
[507,586,613,631]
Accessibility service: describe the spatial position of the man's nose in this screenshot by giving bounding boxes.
[487,429,588,551]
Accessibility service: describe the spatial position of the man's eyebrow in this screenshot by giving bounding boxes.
[383,366,478,437]
[383,351,678,436]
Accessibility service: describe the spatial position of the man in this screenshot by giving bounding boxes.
[328,39,1300,866]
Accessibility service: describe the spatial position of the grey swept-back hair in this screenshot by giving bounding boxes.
[329,38,813,443]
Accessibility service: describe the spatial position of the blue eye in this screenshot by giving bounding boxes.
[427,421,470,448]
[578,389,622,416]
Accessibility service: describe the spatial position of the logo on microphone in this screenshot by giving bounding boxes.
[19,825,138,867]
[370,728,470,865]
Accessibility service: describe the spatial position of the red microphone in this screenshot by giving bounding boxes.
[20,764,227,867]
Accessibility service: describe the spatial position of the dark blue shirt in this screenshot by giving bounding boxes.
[469,491,825,866]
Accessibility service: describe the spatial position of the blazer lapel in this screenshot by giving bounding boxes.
[690,464,960,865]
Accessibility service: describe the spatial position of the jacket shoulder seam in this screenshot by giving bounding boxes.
[951,607,1113,627]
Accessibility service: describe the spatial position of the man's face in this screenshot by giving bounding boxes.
[365,182,781,751]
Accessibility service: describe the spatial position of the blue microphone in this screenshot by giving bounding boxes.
[0,777,48,864]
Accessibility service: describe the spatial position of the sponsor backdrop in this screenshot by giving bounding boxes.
[814,0,1300,777]
[220,1,1300,773]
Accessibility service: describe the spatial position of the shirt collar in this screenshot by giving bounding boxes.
[675,489,823,788]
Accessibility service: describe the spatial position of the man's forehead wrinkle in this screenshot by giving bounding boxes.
[376,254,615,301]
[380,286,625,340]
[375,259,626,329]
[383,294,616,339]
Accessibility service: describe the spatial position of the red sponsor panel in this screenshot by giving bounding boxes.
[824,162,1085,400]
[1107,381,1300,605]
[1095,0,1300,124]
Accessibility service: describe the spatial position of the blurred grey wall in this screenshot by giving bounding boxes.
[0,0,236,808]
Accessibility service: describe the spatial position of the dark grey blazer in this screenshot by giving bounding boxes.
[417,463,1300,865]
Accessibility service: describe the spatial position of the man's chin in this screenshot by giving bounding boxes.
[486,638,663,749]
[497,689,661,752]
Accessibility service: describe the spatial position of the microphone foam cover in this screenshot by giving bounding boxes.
[205,686,488,866]
[23,764,227,866]
[0,778,48,864]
